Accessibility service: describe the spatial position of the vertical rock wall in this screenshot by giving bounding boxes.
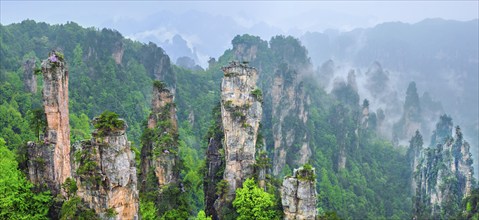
[23,58,37,93]
[271,67,310,176]
[281,166,318,220]
[204,105,224,219]
[27,52,71,196]
[218,61,262,206]
[72,121,139,220]
[139,83,180,192]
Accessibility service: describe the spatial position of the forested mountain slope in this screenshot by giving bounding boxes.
[0,20,477,219]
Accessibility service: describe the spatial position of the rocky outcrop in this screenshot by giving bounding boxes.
[271,65,310,176]
[72,118,139,220]
[216,61,262,209]
[27,51,71,196]
[413,115,475,219]
[23,58,37,93]
[112,41,124,65]
[281,166,318,220]
[139,81,181,215]
[407,130,423,193]
[204,104,224,219]
[141,43,175,94]
[393,82,422,144]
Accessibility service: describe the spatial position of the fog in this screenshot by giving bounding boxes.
[1,1,478,176]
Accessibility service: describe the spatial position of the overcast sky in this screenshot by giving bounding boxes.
[1,1,478,32]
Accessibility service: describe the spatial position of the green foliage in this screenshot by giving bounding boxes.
[70,112,91,142]
[194,210,212,220]
[105,208,118,218]
[140,199,159,220]
[0,138,52,219]
[251,88,263,102]
[233,178,279,220]
[60,196,99,220]
[153,80,168,91]
[216,180,229,196]
[458,188,479,220]
[61,177,78,198]
[93,110,125,136]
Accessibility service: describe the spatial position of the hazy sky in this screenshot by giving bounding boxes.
[2,1,478,32]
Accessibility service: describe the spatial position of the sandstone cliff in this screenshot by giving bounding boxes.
[413,115,475,219]
[72,117,139,219]
[281,166,318,220]
[216,61,262,212]
[27,51,71,196]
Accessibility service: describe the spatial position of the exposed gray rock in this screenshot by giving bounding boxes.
[281,166,318,220]
[72,121,139,220]
[215,61,262,213]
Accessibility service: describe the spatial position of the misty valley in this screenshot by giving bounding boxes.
[0,16,478,220]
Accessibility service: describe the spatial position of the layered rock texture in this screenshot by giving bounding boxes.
[23,58,37,93]
[72,118,139,219]
[281,166,318,220]
[139,81,181,215]
[216,61,262,210]
[27,52,71,196]
[413,115,475,219]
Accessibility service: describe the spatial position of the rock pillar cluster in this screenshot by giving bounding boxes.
[281,166,318,220]
[413,115,475,219]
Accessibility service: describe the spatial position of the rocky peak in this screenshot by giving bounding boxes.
[271,62,310,176]
[72,114,139,219]
[394,81,422,143]
[431,114,453,146]
[413,116,475,219]
[27,51,71,196]
[23,58,37,93]
[216,61,262,209]
[281,165,318,220]
[139,81,181,215]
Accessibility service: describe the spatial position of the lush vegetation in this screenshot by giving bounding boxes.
[0,138,51,219]
[0,21,476,220]
[232,178,279,220]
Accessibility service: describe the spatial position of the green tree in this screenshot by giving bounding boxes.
[232,178,279,220]
[0,138,51,219]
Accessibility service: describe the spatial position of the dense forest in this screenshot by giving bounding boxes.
[0,20,477,219]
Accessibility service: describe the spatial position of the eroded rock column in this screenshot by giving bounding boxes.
[72,118,139,219]
[281,166,318,220]
[27,51,71,196]
[217,61,262,207]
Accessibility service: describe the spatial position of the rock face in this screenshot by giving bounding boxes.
[393,82,422,144]
[140,82,179,191]
[72,120,139,220]
[217,61,262,208]
[204,104,224,219]
[23,58,37,93]
[413,115,475,219]
[281,166,318,220]
[27,52,71,196]
[139,81,181,215]
[271,64,310,176]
